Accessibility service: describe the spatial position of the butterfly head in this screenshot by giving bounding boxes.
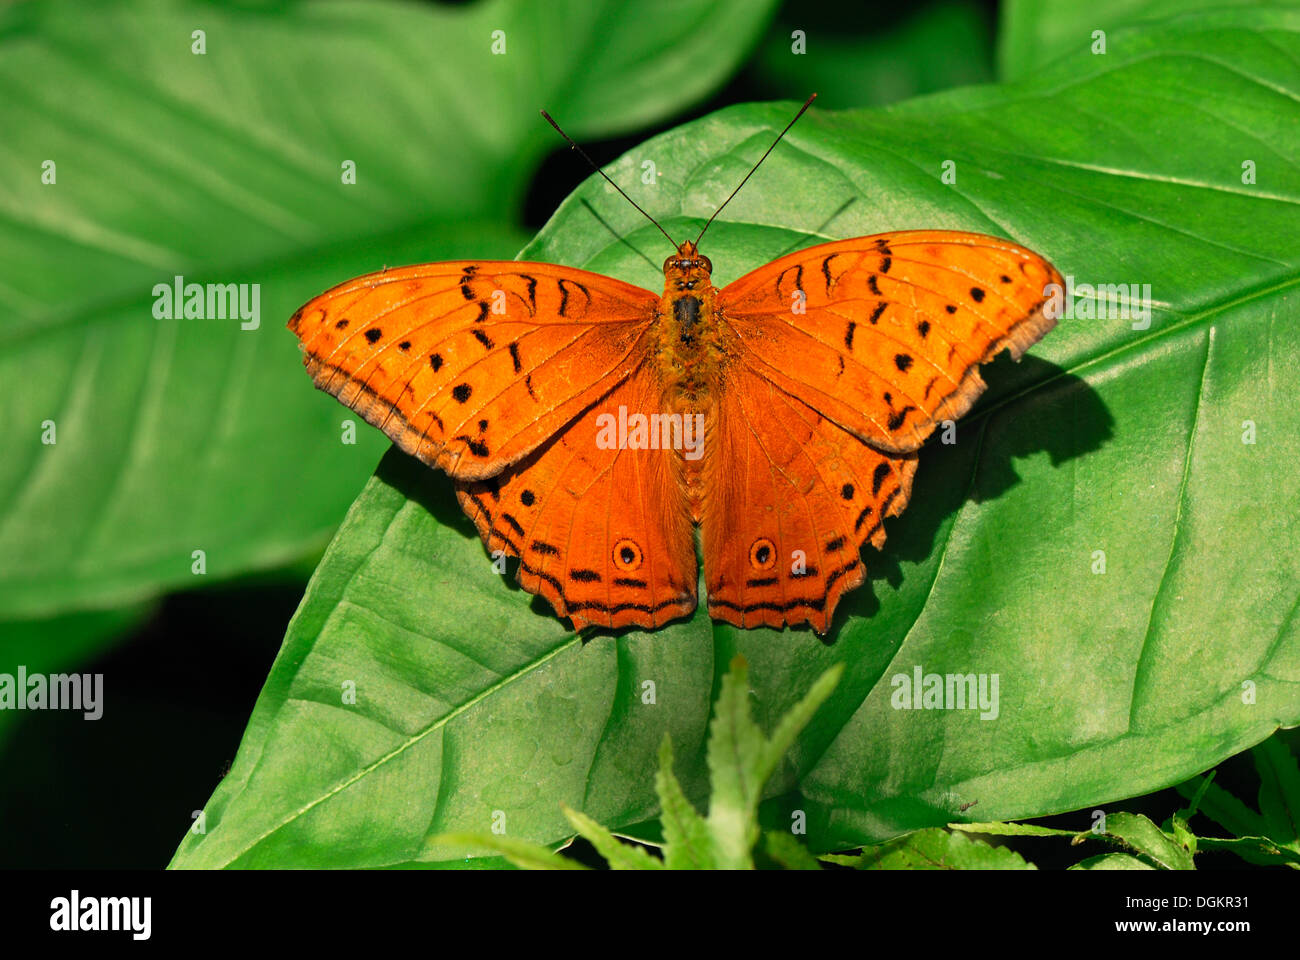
[664,241,713,290]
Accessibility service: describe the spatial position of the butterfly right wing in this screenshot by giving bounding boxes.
[718,231,1061,455]
[457,364,698,631]
[702,360,917,634]
[288,262,659,480]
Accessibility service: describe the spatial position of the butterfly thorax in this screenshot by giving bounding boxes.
[655,242,724,405]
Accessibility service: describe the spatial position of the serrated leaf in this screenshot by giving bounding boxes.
[826,828,1036,870]
[655,736,716,870]
[1069,853,1157,870]
[1252,736,1300,849]
[562,805,663,870]
[763,830,822,870]
[1099,812,1195,870]
[429,833,585,871]
[705,656,765,870]
[949,821,1081,839]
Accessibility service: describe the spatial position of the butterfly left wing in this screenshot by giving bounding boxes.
[456,364,697,631]
[289,262,658,480]
[717,230,1062,455]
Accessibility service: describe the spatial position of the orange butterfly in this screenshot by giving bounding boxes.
[289,96,1061,634]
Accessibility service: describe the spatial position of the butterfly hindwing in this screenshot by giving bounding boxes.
[703,364,917,633]
[457,365,698,630]
[719,230,1061,454]
[289,262,658,479]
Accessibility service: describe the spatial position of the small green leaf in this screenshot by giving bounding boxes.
[1168,813,1197,857]
[762,831,822,870]
[1195,835,1300,868]
[949,820,1081,839]
[1252,737,1300,850]
[655,736,716,870]
[706,658,842,869]
[1069,853,1157,871]
[431,833,586,871]
[562,806,663,870]
[1098,812,1195,870]
[825,828,1035,870]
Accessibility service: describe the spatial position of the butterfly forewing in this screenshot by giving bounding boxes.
[718,230,1062,455]
[289,262,659,479]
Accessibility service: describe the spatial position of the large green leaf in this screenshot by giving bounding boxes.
[0,0,776,619]
[997,0,1298,80]
[172,9,1300,868]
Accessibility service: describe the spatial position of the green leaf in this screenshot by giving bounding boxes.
[824,828,1036,870]
[561,805,664,870]
[949,821,1081,839]
[173,9,1300,868]
[0,0,776,621]
[705,658,842,869]
[762,830,822,870]
[1069,853,1157,870]
[996,0,1286,81]
[1097,812,1195,870]
[430,833,585,871]
[1252,735,1300,850]
[1195,834,1300,868]
[655,736,717,870]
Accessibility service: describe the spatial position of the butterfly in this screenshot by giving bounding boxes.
[289,96,1061,634]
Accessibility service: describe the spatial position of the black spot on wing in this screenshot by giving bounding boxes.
[872,461,890,495]
[509,341,522,373]
[430,353,444,372]
[821,253,838,291]
[570,568,602,583]
[472,328,494,350]
[869,302,887,325]
[894,353,913,372]
[455,435,489,457]
[453,383,472,403]
[364,328,382,344]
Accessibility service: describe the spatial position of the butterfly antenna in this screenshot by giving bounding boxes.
[695,93,817,246]
[540,109,679,250]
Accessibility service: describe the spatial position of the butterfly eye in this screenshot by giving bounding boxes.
[613,538,643,572]
[749,538,777,571]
